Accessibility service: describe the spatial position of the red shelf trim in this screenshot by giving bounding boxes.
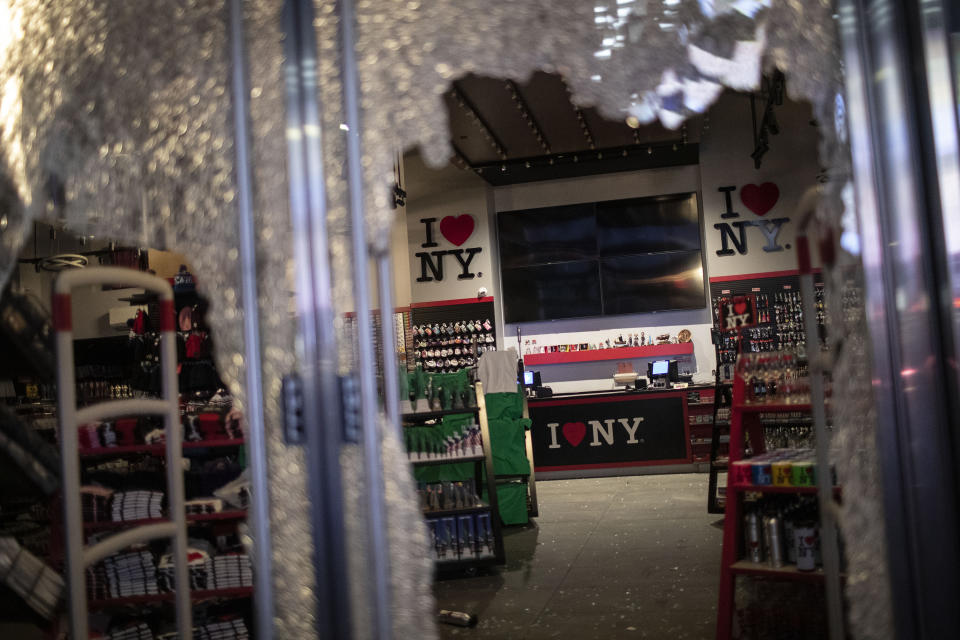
[84,510,247,531]
[728,560,825,581]
[410,296,494,308]
[88,587,253,608]
[523,342,694,366]
[708,268,822,283]
[79,439,245,457]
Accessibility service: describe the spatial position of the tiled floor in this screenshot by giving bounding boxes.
[434,473,723,639]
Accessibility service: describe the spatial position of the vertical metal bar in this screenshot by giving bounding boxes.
[798,265,844,640]
[227,1,275,638]
[377,254,401,437]
[282,1,353,637]
[337,0,393,635]
[838,1,960,637]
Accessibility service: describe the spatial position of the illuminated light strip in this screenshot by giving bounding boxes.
[505,80,551,155]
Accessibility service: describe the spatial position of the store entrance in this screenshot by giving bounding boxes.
[391,69,832,638]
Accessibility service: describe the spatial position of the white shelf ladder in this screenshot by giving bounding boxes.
[55,267,192,640]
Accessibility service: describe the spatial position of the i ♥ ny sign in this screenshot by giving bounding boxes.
[713,183,791,257]
[546,417,646,448]
[415,215,483,282]
[529,396,688,469]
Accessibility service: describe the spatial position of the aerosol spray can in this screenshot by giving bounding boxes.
[744,511,764,563]
[763,515,785,568]
[795,522,818,571]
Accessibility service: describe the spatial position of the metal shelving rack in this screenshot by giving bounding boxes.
[403,381,505,569]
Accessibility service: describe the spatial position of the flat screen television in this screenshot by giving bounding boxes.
[497,192,705,323]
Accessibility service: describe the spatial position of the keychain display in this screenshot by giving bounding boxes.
[410,317,496,373]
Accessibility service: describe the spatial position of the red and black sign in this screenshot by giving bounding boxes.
[529,392,690,471]
[717,294,758,330]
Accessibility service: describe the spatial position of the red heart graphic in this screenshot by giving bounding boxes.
[562,422,587,447]
[740,183,780,216]
[734,300,748,315]
[439,214,475,246]
[804,536,816,545]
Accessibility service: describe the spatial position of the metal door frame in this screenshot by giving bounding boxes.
[838,0,960,637]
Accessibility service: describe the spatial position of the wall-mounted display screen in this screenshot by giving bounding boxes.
[501,261,602,322]
[600,251,705,315]
[497,193,704,323]
[498,203,596,269]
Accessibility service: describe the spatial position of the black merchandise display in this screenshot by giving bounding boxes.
[498,192,706,323]
[409,301,497,374]
[710,274,825,370]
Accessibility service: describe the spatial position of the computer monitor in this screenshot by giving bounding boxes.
[651,360,669,376]
[522,370,541,388]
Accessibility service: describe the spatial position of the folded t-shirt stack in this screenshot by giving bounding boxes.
[108,621,153,640]
[88,548,158,599]
[157,540,213,592]
[81,486,114,523]
[111,490,164,522]
[210,553,253,589]
[195,616,250,640]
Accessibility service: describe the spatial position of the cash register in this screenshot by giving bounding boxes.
[647,359,678,389]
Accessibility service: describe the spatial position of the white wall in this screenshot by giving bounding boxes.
[700,93,822,277]
[404,153,494,304]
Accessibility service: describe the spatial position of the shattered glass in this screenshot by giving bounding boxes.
[0,0,892,638]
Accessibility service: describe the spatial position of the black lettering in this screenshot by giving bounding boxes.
[420,218,438,248]
[451,247,482,279]
[714,221,750,256]
[415,251,447,281]
[719,186,739,219]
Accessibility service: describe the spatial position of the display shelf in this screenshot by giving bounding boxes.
[729,560,825,582]
[424,504,490,518]
[87,586,253,609]
[401,407,479,422]
[435,556,500,570]
[83,510,247,531]
[79,439,245,457]
[409,454,485,467]
[734,484,840,495]
[523,342,693,366]
[739,403,812,413]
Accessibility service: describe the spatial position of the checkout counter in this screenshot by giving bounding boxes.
[524,359,711,477]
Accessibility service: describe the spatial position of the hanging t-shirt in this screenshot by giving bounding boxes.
[477,348,520,394]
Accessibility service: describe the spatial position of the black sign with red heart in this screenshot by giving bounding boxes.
[528,393,688,470]
[718,294,758,331]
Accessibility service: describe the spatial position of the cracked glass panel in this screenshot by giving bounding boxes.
[0,1,892,638]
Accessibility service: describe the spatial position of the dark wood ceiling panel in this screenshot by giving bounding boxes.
[455,76,546,160]
[580,106,637,149]
[444,91,502,165]
[516,71,593,155]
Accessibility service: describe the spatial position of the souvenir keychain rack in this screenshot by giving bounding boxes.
[403,381,506,570]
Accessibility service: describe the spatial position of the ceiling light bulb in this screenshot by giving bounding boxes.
[647,146,653,155]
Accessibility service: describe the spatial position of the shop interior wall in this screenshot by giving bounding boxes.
[11,226,194,340]
[492,164,713,392]
[699,92,822,277]
[400,91,822,391]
